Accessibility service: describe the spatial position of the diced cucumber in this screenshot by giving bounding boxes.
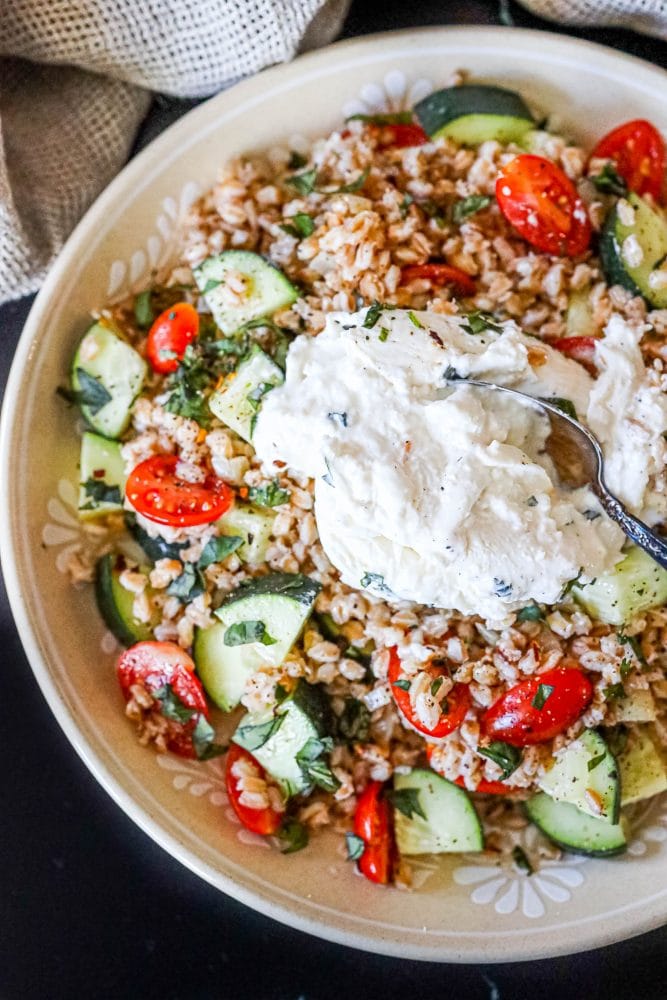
[193,572,320,711]
[193,250,298,335]
[393,768,484,855]
[233,680,331,796]
[525,792,627,856]
[615,688,657,723]
[71,321,146,438]
[208,345,283,443]
[572,546,667,626]
[78,432,126,520]
[218,501,275,564]
[538,730,620,824]
[95,553,156,646]
[125,515,187,562]
[566,286,596,337]
[600,193,667,309]
[617,725,667,805]
[414,84,534,145]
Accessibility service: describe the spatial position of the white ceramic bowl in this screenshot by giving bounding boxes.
[3,26,667,963]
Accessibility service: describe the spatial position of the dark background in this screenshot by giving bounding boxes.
[2,2,667,997]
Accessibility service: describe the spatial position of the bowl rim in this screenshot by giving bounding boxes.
[3,24,667,963]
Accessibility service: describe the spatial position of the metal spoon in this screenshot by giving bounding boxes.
[444,377,667,569]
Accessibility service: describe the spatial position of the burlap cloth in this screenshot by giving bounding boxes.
[1,0,665,305]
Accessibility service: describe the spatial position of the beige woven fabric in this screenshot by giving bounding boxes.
[518,0,667,39]
[0,0,349,304]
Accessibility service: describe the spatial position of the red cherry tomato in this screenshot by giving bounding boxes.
[496,154,591,257]
[353,781,395,885]
[401,263,477,297]
[126,454,234,528]
[377,122,429,149]
[387,646,470,740]
[225,744,283,836]
[482,666,593,747]
[590,119,666,201]
[117,641,209,758]
[146,302,199,374]
[453,776,518,795]
[551,335,598,366]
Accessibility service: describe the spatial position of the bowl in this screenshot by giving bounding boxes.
[3,25,667,962]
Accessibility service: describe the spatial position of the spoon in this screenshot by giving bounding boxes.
[445,376,667,570]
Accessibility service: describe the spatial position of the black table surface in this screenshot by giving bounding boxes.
[3,3,667,997]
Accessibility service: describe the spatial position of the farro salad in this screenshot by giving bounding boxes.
[62,78,667,885]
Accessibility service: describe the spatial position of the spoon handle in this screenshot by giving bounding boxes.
[595,488,667,570]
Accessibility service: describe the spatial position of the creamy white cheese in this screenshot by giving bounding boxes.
[253,308,666,623]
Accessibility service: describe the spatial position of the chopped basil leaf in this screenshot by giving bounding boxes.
[431,676,444,697]
[153,685,225,760]
[280,213,316,239]
[164,340,240,427]
[587,751,607,772]
[387,787,426,821]
[296,737,340,793]
[191,715,226,760]
[288,150,308,170]
[378,326,390,342]
[460,310,503,336]
[479,741,522,779]
[247,480,290,507]
[246,380,275,412]
[80,478,121,508]
[74,368,113,415]
[407,310,424,329]
[345,831,366,861]
[235,714,284,751]
[201,278,221,294]
[336,698,371,743]
[224,619,277,646]
[166,563,206,602]
[275,683,289,704]
[620,658,632,679]
[362,301,395,329]
[392,679,411,692]
[545,396,578,421]
[346,111,414,126]
[452,194,491,224]
[198,534,243,569]
[604,682,626,701]
[327,411,348,428]
[443,365,461,381]
[591,162,628,197]
[285,167,318,196]
[493,578,513,599]
[399,193,414,217]
[511,845,533,875]
[153,684,196,724]
[516,603,544,622]
[327,167,370,194]
[275,817,309,854]
[531,683,555,710]
[420,199,446,227]
[617,632,647,668]
[134,289,155,328]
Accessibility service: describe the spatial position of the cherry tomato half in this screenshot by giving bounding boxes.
[377,122,429,149]
[453,776,517,795]
[590,119,666,201]
[551,335,599,367]
[481,666,593,747]
[146,302,199,374]
[388,646,471,740]
[117,641,209,758]
[496,154,591,257]
[126,454,234,528]
[225,744,283,836]
[353,781,395,885]
[401,263,477,297]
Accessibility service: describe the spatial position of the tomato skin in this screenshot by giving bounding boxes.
[377,122,428,149]
[453,776,517,795]
[401,263,476,297]
[388,646,470,740]
[551,336,598,366]
[146,303,199,374]
[481,666,593,747]
[126,454,234,528]
[225,744,283,836]
[590,119,665,200]
[117,641,209,758]
[353,781,395,885]
[496,154,591,256]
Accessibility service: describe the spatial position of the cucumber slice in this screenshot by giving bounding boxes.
[78,432,126,520]
[193,250,298,335]
[415,84,534,145]
[618,725,667,805]
[217,501,275,564]
[572,546,667,626]
[393,768,484,855]
[600,193,667,309]
[538,730,620,824]
[71,321,146,438]
[566,286,596,337]
[209,345,283,443]
[95,553,156,646]
[525,792,627,856]
[233,680,331,796]
[615,688,657,723]
[193,572,320,711]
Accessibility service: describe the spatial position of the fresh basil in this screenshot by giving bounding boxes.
[327,167,370,194]
[275,817,309,854]
[224,620,277,647]
[392,679,411,692]
[336,698,371,743]
[74,368,112,415]
[443,365,461,381]
[387,787,426,821]
[191,715,226,760]
[247,480,290,507]
[166,563,206,602]
[617,632,648,668]
[531,683,554,710]
[545,396,578,421]
[591,162,628,196]
[360,571,387,591]
[604,682,626,701]
[79,478,121,509]
[399,193,414,217]
[587,751,607,772]
[516,603,544,622]
[420,199,446,227]
[198,534,243,569]
[134,289,155,328]
[285,167,318,196]
[345,831,366,861]
[430,677,444,698]
[407,310,424,329]
[452,194,492,224]
[235,714,284,751]
[288,150,308,170]
[460,310,503,336]
[378,326,390,342]
[274,683,290,704]
[362,301,395,329]
[296,737,340,793]
[280,213,316,239]
[478,741,523,779]
[153,684,225,760]
[493,578,513,599]
[153,684,196,724]
[620,658,632,679]
[511,845,533,875]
